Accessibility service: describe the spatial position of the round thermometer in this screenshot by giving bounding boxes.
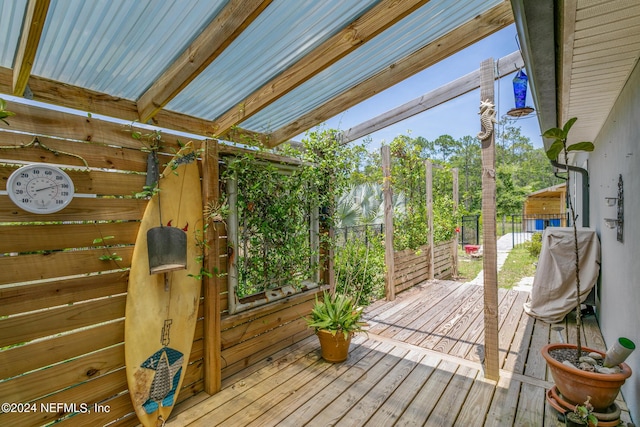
[7,164,75,214]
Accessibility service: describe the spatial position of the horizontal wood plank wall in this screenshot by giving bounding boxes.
[218,269,319,379]
[0,101,204,427]
[433,240,454,279]
[392,240,454,293]
[393,244,430,293]
[1,103,326,426]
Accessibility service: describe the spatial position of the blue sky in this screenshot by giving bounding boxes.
[309,24,543,150]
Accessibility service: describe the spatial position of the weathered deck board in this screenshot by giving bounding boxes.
[362,353,441,427]
[424,365,478,426]
[246,339,382,427]
[332,349,424,426]
[168,279,629,427]
[280,340,394,426]
[307,344,411,426]
[393,360,459,426]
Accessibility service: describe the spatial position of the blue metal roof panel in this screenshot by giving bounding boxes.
[0,0,28,68]
[31,0,228,100]
[240,0,503,133]
[165,0,381,119]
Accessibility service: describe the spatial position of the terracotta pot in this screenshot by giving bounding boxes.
[317,329,352,363]
[541,343,632,410]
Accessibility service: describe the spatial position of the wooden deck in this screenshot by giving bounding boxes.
[167,280,632,426]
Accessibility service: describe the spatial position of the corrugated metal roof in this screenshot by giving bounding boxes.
[241,0,503,133]
[31,0,228,100]
[166,0,380,119]
[0,0,514,146]
[0,0,28,68]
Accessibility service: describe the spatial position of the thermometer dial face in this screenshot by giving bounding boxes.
[7,164,75,214]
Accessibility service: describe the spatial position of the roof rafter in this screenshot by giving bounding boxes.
[0,65,260,146]
[342,50,524,143]
[213,0,432,138]
[137,0,272,123]
[267,1,514,147]
[12,0,50,96]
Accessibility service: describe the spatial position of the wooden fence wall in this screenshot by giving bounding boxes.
[0,101,319,426]
[392,241,454,294]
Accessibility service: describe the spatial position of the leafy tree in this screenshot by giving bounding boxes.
[496,164,529,216]
[432,134,459,162]
[449,135,482,214]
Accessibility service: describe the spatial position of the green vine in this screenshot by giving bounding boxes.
[0,98,15,125]
[387,135,459,251]
[222,129,355,298]
[93,236,124,264]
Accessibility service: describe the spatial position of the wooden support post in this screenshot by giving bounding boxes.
[452,168,459,277]
[381,145,395,301]
[425,160,434,280]
[201,139,221,394]
[480,58,500,381]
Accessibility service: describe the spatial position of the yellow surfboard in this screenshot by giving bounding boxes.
[125,142,203,426]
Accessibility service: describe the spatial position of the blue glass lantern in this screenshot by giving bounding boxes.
[512,69,528,109]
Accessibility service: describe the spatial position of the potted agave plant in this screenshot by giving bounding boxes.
[540,118,631,411]
[306,291,366,363]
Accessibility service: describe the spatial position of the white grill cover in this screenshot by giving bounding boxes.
[524,227,600,323]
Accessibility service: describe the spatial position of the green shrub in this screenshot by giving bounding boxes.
[524,232,542,258]
[334,234,385,306]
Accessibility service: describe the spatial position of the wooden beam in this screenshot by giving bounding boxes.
[202,139,222,394]
[480,57,499,381]
[211,0,431,136]
[267,1,513,146]
[342,50,524,143]
[12,0,50,96]
[452,168,459,278]
[137,0,272,123]
[381,145,395,301]
[0,70,276,148]
[0,66,11,92]
[425,160,434,280]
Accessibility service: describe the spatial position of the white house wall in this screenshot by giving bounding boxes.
[589,58,640,422]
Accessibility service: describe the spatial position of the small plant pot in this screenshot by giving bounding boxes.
[317,329,352,363]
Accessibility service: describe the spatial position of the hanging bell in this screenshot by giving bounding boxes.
[147,226,187,274]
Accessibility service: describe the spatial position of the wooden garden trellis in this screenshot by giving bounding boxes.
[425,160,459,280]
[381,147,458,301]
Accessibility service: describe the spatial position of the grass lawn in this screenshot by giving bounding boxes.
[456,248,484,281]
[498,244,538,288]
[455,243,538,288]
